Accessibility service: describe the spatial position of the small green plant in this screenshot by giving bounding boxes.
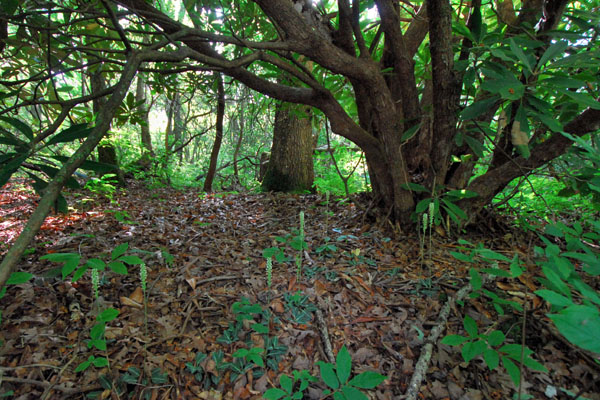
[75,308,119,373]
[108,209,137,224]
[40,242,144,282]
[284,291,317,324]
[217,298,268,344]
[232,347,264,367]
[264,346,386,400]
[263,370,317,400]
[442,316,547,387]
[84,173,118,201]
[185,352,222,389]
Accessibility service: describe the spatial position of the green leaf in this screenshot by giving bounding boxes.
[233,349,249,358]
[464,135,486,158]
[348,371,386,389]
[548,305,600,353]
[263,388,287,400]
[483,348,500,370]
[75,359,91,373]
[502,356,521,386]
[470,4,482,42]
[46,124,92,146]
[460,96,500,120]
[400,182,429,193]
[280,374,293,393]
[86,258,105,270]
[0,116,33,141]
[487,330,505,346]
[6,272,33,285]
[251,323,269,334]
[92,357,109,367]
[477,248,511,261]
[98,308,119,322]
[118,255,144,265]
[558,88,600,110]
[537,41,568,69]
[462,340,486,362]
[400,123,422,143]
[317,361,339,389]
[111,243,129,260]
[441,334,469,346]
[509,38,533,73]
[535,289,573,307]
[108,261,128,275]
[342,385,369,400]
[72,265,88,282]
[469,268,482,290]
[463,315,478,337]
[522,355,548,372]
[336,345,352,384]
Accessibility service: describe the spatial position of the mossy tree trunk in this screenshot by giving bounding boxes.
[262,102,315,193]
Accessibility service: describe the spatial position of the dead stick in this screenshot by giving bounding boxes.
[0,376,101,395]
[404,275,490,400]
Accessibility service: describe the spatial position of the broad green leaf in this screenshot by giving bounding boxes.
[464,135,486,158]
[119,255,144,265]
[263,388,287,400]
[72,265,88,282]
[342,385,369,400]
[46,124,92,146]
[548,305,600,353]
[90,323,105,340]
[502,356,521,386]
[537,41,568,69]
[251,323,269,334]
[108,260,128,275]
[470,4,482,42]
[0,116,33,141]
[469,268,482,290]
[535,289,573,307]
[98,308,119,322]
[400,182,429,193]
[460,96,500,120]
[111,243,129,260]
[487,330,505,346]
[92,357,109,367]
[348,371,386,389]
[336,345,352,384]
[483,348,500,370]
[509,38,533,73]
[477,248,511,261]
[462,340,486,362]
[86,258,105,270]
[400,123,422,143]
[522,356,548,372]
[6,272,33,285]
[280,374,293,393]
[317,361,339,389]
[441,334,469,346]
[558,89,600,110]
[463,315,478,337]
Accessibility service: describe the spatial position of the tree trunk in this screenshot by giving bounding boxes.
[203,73,225,192]
[135,73,154,168]
[90,64,124,183]
[262,102,315,193]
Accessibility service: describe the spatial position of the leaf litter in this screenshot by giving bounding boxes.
[0,178,599,399]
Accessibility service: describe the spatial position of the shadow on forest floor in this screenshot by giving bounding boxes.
[1,178,599,399]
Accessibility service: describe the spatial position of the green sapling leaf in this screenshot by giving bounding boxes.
[336,345,352,384]
[317,361,339,389]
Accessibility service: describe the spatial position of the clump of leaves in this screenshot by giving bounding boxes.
[284,291,317,324]
[265,345,386,400]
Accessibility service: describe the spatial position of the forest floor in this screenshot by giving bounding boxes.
[1,178,599,400]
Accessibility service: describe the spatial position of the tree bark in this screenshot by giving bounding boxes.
[262,102,315,192]
[135,73,154,167]
[203,72,225,192]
